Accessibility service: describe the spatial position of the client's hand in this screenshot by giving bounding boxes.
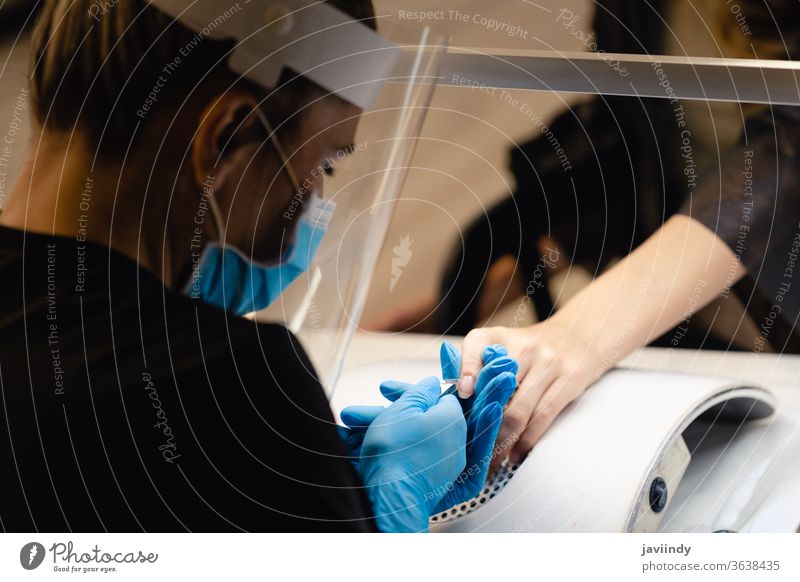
[455,319,602,471]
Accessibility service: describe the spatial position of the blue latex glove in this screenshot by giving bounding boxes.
[351,377,467,532]
[336,344,511,468]
[337,406,384,472]
[379,341,518,513]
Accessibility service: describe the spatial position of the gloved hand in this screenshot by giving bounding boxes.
[337,406,384,472]
[378,341,518,514]
[336,343,512,468]
[353,377,467,532]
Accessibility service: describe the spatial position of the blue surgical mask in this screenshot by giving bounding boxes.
[185,191,336,316]
[185,108,336,316]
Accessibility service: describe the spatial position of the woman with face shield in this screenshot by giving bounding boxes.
[0,0,514,533]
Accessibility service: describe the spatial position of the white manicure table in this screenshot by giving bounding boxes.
[332,333,800,533]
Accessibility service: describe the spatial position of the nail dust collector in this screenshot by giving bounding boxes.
[428,368,774,532]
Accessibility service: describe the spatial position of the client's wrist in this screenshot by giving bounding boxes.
[539,313,609,377]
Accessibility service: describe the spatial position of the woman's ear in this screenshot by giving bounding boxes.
[191,88,262,191]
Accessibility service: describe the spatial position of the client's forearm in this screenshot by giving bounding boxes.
[550,215,743,372]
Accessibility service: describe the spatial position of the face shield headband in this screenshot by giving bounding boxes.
[148,0,401,111]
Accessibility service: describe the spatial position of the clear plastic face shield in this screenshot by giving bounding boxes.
[151,0,448,396]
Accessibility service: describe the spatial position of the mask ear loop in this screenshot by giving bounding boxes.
[205,186,227,246]
[251,109,327,333]
[252,107,303,194]
[251,106,313,265]
[205,108,301,249]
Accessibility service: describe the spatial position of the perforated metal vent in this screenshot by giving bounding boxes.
[429,463,519,524]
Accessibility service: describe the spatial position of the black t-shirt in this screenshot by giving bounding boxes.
[0,225,376,532]
[679,106,800,351]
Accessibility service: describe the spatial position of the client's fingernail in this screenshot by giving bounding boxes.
[457,375,474,399]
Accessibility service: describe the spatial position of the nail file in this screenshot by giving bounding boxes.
[440,379,459,398]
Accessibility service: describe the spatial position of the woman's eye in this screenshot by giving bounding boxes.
[323,161,336,177]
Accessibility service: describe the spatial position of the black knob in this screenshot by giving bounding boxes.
[649,477,668,513]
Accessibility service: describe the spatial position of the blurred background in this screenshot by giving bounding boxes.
[0,1,739,331]
[364,0,592,330]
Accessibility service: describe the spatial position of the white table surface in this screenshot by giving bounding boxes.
[337,333,800,532]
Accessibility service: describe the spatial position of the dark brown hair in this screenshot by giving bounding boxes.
[30,1,375,155]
